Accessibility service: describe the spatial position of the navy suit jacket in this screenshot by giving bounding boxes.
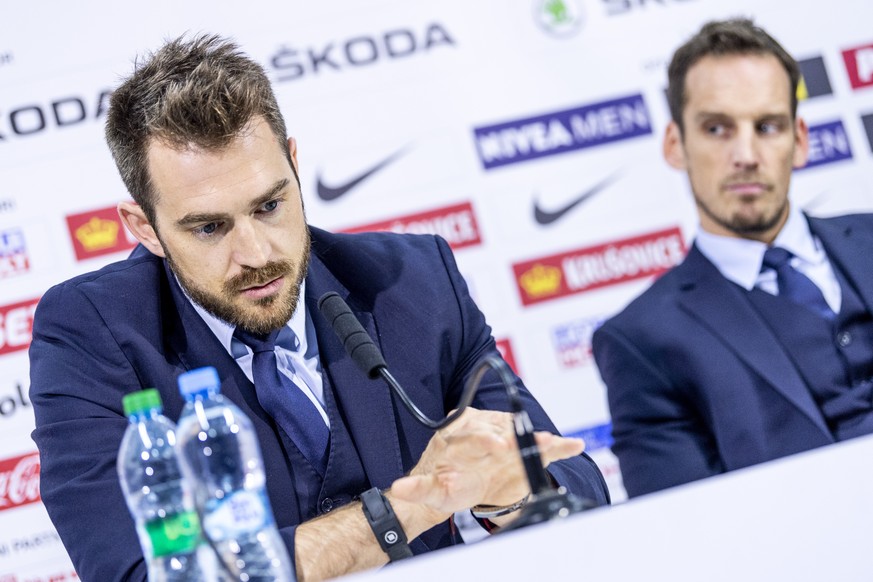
[30,227,608,581]
[592,214,873,498]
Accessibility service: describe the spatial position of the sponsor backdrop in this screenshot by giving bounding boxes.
[1,0,872,577]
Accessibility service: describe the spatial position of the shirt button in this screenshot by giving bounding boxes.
[837,331,852,347]
[321,498,334,513]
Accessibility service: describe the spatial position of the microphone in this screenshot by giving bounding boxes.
[317,291,594,528]
[317,291,475,430]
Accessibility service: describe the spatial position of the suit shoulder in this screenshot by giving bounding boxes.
[38,250,164,310]
[310,226,443,259]
[599,262,689,332]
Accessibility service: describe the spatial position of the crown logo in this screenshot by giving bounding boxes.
[75,217,119,251]
[519,264,562,298]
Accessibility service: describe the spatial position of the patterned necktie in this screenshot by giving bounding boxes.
[761,246,836,320]
[233,326,330,476]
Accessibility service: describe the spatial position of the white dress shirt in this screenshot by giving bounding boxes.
[694,205,842,314]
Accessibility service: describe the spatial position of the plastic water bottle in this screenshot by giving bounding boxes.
[117,388,213,582]
[175,366,294,582]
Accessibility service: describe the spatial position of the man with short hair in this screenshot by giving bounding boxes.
[593,18,873,498]
[29,35,609,581]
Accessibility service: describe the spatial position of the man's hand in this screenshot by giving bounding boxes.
[390,408,585,516]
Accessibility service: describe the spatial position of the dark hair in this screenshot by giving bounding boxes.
[667,18,800,132]
[105,33,296,226]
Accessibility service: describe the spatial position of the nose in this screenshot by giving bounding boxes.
[731,126,759,171]
[231,220,270,268]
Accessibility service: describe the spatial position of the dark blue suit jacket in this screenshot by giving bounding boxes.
[30,227,608,581]
[592,214,873,498]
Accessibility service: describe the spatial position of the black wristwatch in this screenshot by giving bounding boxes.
[360,487,413,562]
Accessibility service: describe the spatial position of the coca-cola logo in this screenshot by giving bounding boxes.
[0,452,40,511]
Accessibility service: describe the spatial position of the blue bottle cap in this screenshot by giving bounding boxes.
[178,366,221,400]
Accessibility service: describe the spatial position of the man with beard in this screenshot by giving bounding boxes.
[592,18,873,498]
[29,35,609,581]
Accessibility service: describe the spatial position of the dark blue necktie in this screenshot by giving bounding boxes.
[233,326,330,476]
[761,246,835,320]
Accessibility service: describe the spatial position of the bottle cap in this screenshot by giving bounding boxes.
[122,388,162,416]
[178,366,221,400]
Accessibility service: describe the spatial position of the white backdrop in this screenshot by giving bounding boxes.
[1,0,872,578]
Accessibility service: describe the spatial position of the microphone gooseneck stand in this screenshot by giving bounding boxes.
[317,292,595,532]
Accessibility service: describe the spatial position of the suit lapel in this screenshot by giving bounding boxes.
[676,246,830,436]
[305,250,405,489]
[810,216,873,314]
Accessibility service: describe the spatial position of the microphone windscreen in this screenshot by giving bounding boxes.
[317,292,387,379]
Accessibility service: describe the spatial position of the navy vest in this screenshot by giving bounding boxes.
[748,264,873,440]
[278,371,370,521]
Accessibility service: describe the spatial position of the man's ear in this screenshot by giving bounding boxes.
[792,116,810,169]
[117,201,165,257]
[663,121,687,170]
[287,136,299,175]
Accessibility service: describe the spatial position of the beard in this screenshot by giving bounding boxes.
[166,232,311,335]
[693,171,789,238]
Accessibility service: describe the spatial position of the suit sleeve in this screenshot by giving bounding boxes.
[29,282,149,582]
[592,321,724,497]
[433,236,610,507]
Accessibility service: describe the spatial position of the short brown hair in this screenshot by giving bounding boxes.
[105,33,295,226]
[667,18,800,132]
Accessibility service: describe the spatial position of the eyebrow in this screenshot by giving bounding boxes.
[175,178,291,228]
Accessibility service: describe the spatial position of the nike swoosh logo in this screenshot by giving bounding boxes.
[533,171,622,225]
[316,147,409,202]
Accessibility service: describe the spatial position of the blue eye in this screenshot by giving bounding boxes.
[193,222,219,236]
[261,200,279,213]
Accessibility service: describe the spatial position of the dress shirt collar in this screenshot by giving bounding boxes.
[181,276,309,356]
[694,205,821,291]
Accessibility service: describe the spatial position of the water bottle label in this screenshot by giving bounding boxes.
[202,490,274,541]
[145,510,202,557]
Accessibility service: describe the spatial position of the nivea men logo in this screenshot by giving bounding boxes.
[800,120,853,170]
[473,93,652,170]
[0,90,112,141]
[270,23,455,82]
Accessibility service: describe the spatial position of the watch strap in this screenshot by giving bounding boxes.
[360,487,413,562]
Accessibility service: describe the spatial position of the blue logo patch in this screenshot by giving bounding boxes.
[801,120,853,170]
[564,422,613,452]
[473,93,652,170]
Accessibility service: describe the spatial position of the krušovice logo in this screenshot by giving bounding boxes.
[0,297,39,357]
[473,93,652,170]
[0,228,29,279]
[797,56,833,100]
[533,171,621,225]
[66,205,137,261]
[316,147,409,202]
[842,42,873,90]
[513,227,685,306]
[270,23,455,83]
[340,202,482,251]
[535,0,585,38]
[800,120,853,170]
